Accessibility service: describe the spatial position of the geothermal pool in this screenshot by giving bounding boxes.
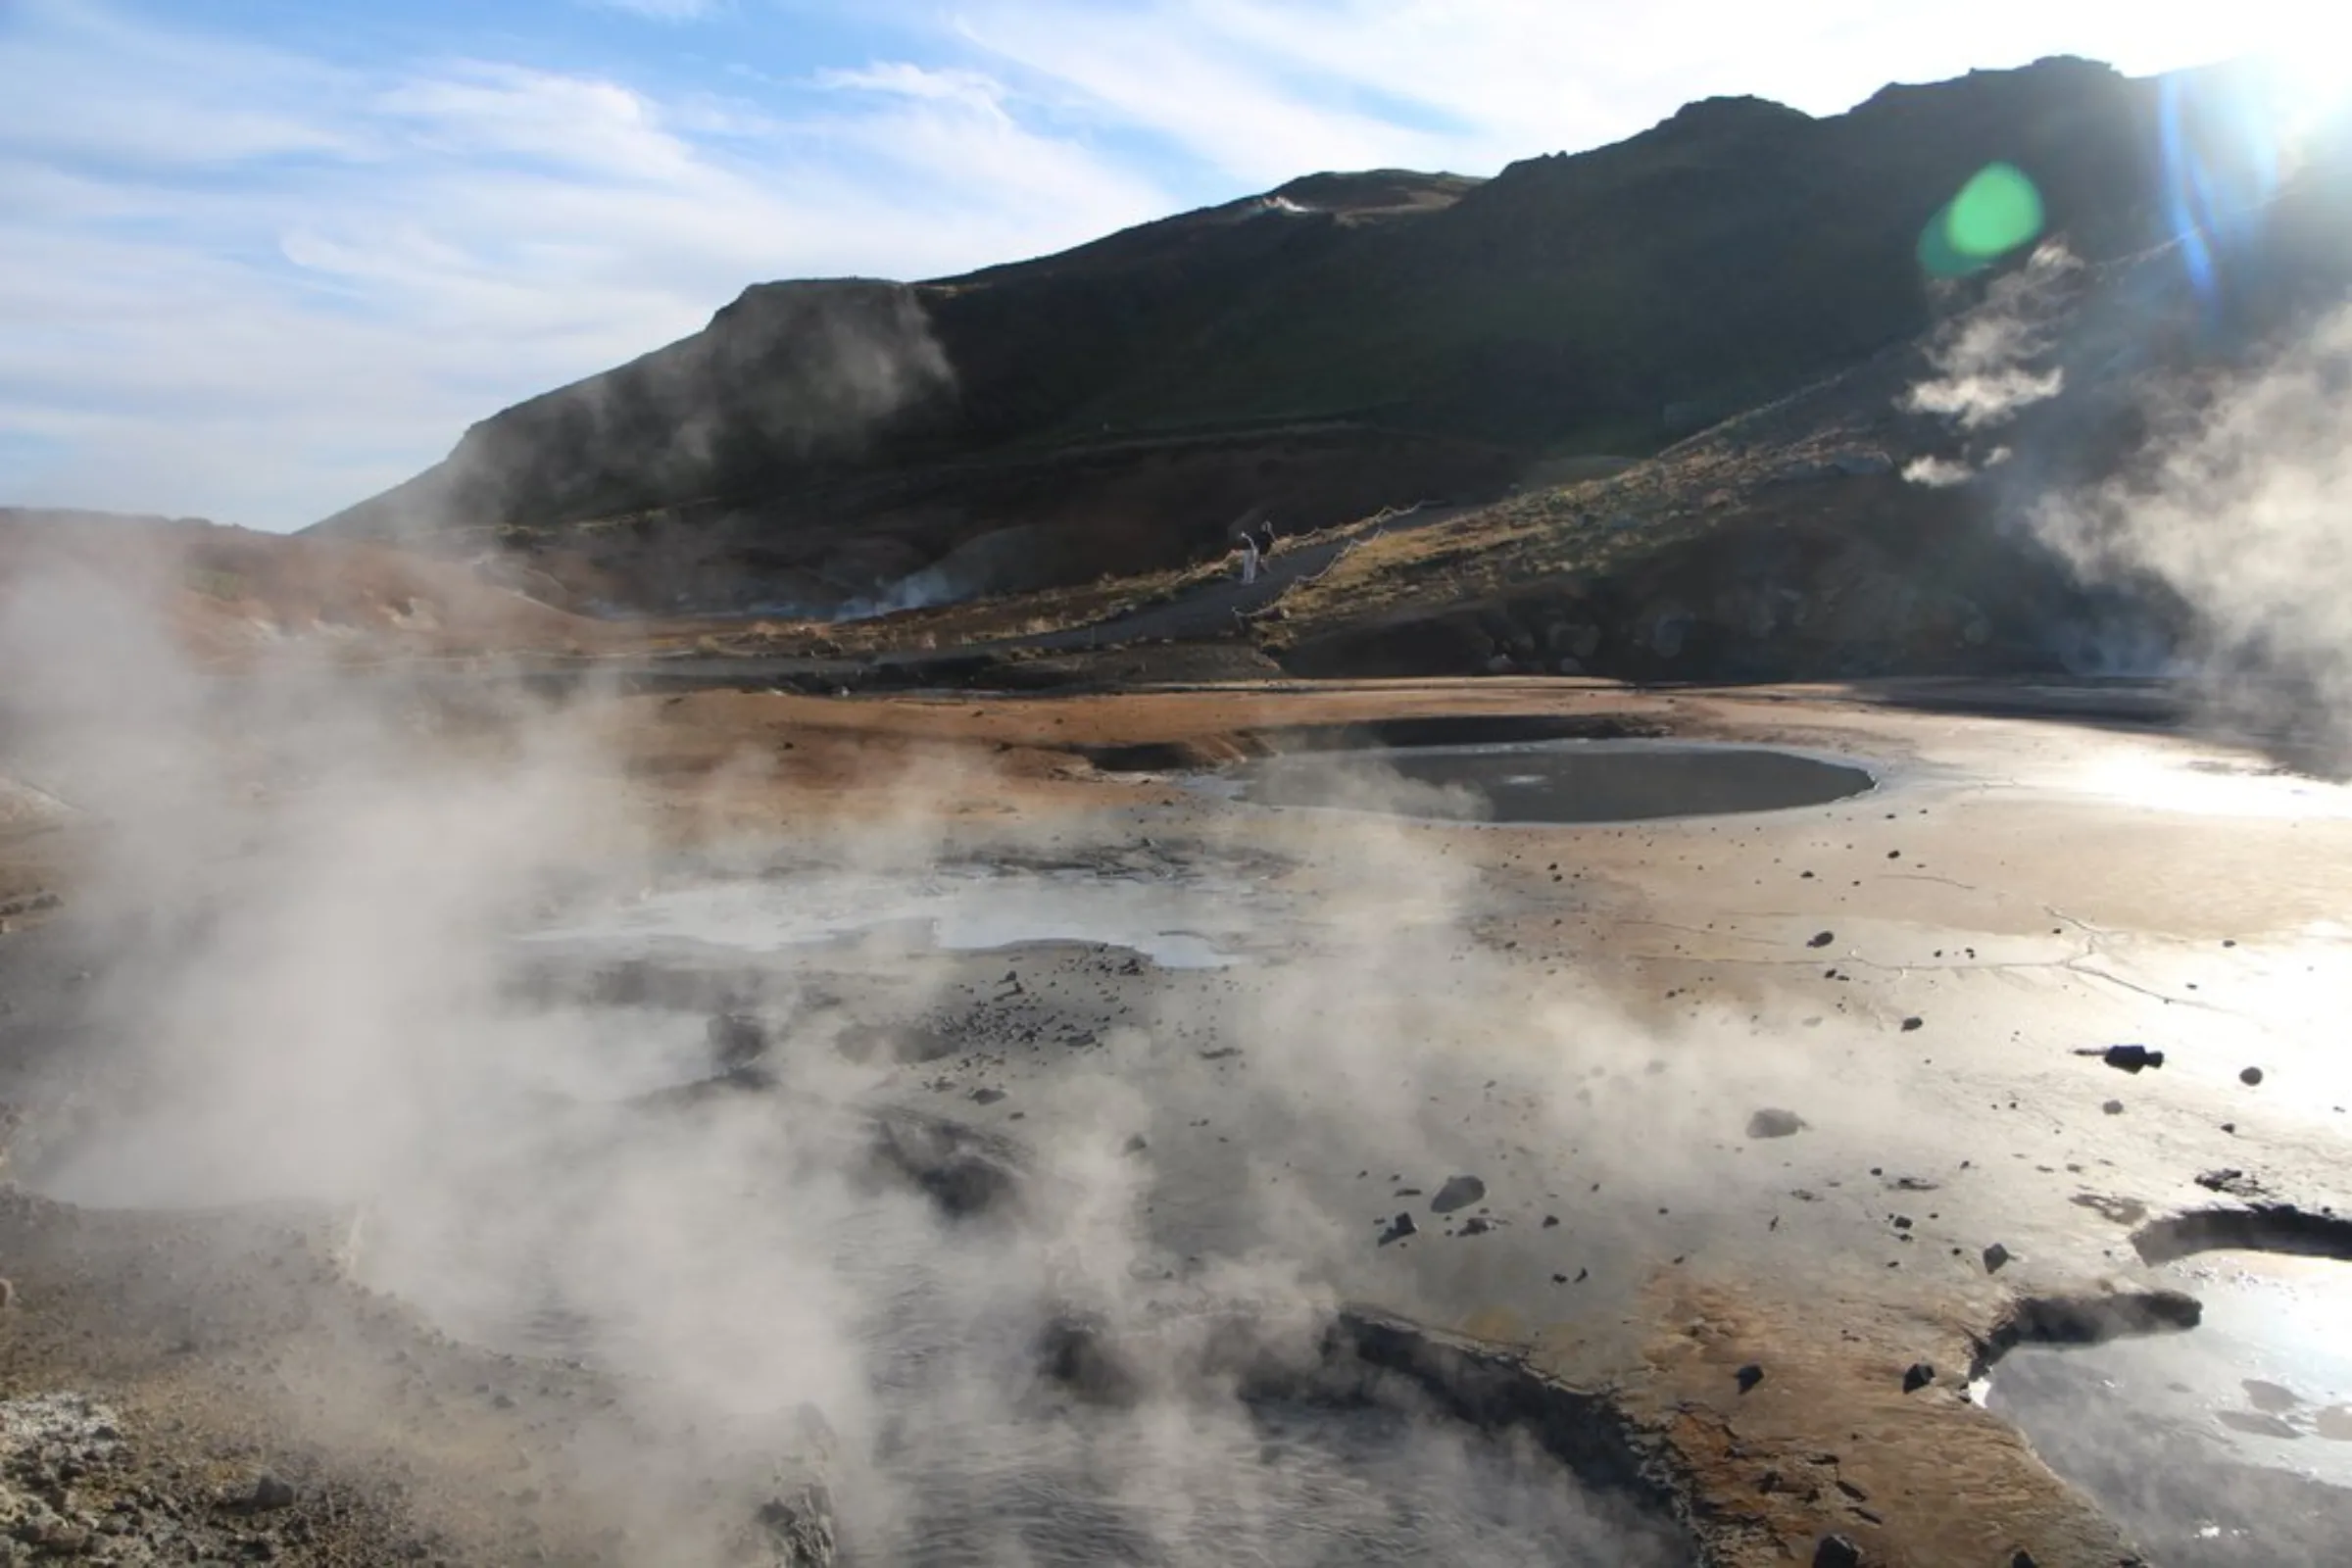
[526,859,1271,969]
[1227,739,1875,824]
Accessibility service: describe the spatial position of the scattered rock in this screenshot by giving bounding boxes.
[1807,931,1836,949]
[2011,1552,2039,1568]
[1983,1242,2012,1273]
[755,1479,838,1568]
[250,1475,297,1512]
[1542,1213,1560,1228]
[2102,1099,2125,1115]
[2241,1066,2266,1086]
[1458,1217,1493,1237]
[2080,1044,2164,1073]
[1745,1107,1807,1139]
[968,1087,1006,1105]
[1902,1362,1935,1394]
[1900,1016,1923,1032]
[1430,1175,1487,1213]
[1735,1363,1764,1394]
[1378,1212,1417,1246]
[2196,1168,2267,1199]
[1813,1533,1863,1568]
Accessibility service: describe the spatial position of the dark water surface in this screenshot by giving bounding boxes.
[1232,740,1874,824]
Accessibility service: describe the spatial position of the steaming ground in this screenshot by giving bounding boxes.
[5,673,2352,1564]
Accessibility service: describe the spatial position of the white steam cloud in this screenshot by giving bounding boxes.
[2031,297,2352,756]
[1900,244,2081,488]
[0,551,1781,1562]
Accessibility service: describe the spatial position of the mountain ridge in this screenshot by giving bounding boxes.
[310,53,2288,623]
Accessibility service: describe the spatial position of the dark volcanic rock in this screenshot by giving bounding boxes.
[1736,1363,1765,1394]
[2240,1065,2266,1086]
[1902,1361,1935,1394]
[1813,1532,1863,1567]
[1378,1212,1418,1246]
[1745,1107,1807,1139]
[2081,1043,2164,1072]
[1430,1175,1487,1213]
[1984,1242,2012,1273]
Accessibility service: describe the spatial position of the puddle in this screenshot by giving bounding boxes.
[525,862,1267,969]
[1225,740,1874,824]
[1986,1252,2352,1565]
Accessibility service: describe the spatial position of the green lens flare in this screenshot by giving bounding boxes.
[1918,162,2044,277]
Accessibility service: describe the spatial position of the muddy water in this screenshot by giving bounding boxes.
[525,862,1268,969]
[1229,740,1874,824]
[873,1394,1682,1566]
[1987,1253,2352,1566]
[359,1156,1689,1567]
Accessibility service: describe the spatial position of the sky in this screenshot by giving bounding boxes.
[0,0,2327,529]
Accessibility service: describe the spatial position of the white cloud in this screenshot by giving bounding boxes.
[585,0,723,20]
[954,0,2318,183]
[0,2,1171,528]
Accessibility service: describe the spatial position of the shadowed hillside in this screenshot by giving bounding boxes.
[315,55,2278,620]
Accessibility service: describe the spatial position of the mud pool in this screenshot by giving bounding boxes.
[525,859,1274,969]
[1986,1252,2352,1566]
[1226,740,1875,823]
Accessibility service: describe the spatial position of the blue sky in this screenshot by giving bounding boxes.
[0,0,2318,529]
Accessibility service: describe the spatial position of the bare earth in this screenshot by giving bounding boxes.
[3,674,2346,1565]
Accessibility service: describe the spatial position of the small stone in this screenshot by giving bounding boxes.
[1458,1217,1492,1237]
[1813,1534,1862,1568]
[1983,1242,2012,1273]
[1542,1214,1560,1228]
[969,1087,1006,1105]
[1807,931,1836,949]
[1735,1363,1764,1394]
[1745,1108,1806,1139]
[1430,1175,1487,1214]
[2084,1044,2164,1073]
[249,1476,296,1511]
[2102,1099,2125,1115]
[2011,1552,2038,1568]
[1902,1362,1935,1393]
[1378,1213,1417,1246]
[2240,1066,2265,1086]
[1900,1016,1923,1031]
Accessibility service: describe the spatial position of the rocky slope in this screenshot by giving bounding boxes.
[313,55,2293,621]
[1259,112,2352,688]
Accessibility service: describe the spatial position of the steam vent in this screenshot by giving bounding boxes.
[10,24,2352,1568]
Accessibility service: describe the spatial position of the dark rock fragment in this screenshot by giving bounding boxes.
[1430,1175,1487,1213]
